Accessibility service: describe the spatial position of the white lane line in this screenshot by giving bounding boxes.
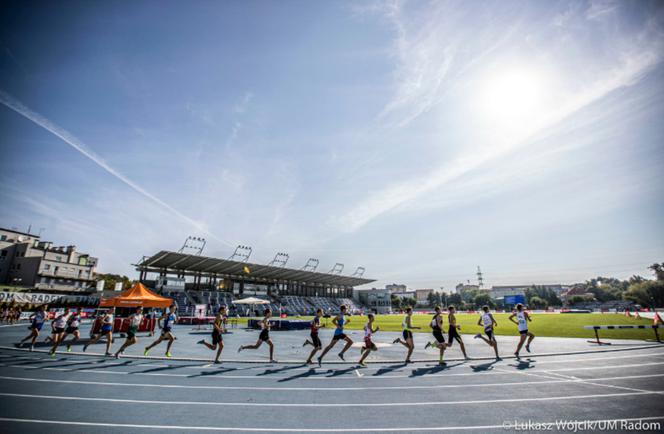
[2,416,664,432]
[0,390,659,407]
[3,360,664,380]
[0,373,662,391]
[541,370,664,396]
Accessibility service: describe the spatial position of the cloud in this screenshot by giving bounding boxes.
[334,1,664,233]
[0,89,235,247]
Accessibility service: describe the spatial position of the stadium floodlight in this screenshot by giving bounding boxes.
[302,258,319,272]
[229,245,252,262]
[351,266,365,277]
[178,236,206,255]
[329,263,344,274]
[268,252,289,267]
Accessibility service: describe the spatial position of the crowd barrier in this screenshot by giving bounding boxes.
[583,324,663,345]
[247,319,311,331]
[91,317,156,335]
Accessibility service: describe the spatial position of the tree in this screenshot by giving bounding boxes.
[427,292,438,307]
[625,280,664,307]
[569,295,593,305]
[473,293,494,309]
[95,273,132,291]
[649,263,664,281]
[405,297,417,308]
[447,293,463,307]
[528,296,548,309]
[390,295,402,310]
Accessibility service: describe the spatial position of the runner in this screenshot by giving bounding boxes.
[509,303,534,358]
[197,305,227,363]
[474,305,500,360]
[392,307,420,363]
[144,304,178,358]
[16,305,48,351]
[238,308,276,362]
[114,307,144,359]
[317,304,353,365]
[63,308,82,352]
[303,308,323,364]
[447,305,469,359]
[424,305,448,364]
[84,308,115,356]
[358,313,379,367]
[48,307,71,356]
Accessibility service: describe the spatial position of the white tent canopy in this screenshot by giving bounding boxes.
[232,297,270,305]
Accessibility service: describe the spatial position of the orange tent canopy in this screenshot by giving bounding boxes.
[99,283,173,308]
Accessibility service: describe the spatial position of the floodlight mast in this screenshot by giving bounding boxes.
[329,263,344,274]
[268,252,289,267]
[229,245,252,262]
[351,266,366,277]
[302,258,319,272]
[178,236,206,255]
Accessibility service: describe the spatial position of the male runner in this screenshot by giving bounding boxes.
[48,308,71,356]
[424,305,448,364]
[474,305,500,359]
[317,304,353,365]
[63,308,82,352]
[392,307,420,363]
[238,308,275,362]
[358,313,379,367]
[17,305,48,351]
[303,308,323,364]
[447,305,469,359]
[144,304,178,357]
[509,303,534,358]
[84,308,115,356]
[198,305,227,363]
[115,307,144,358]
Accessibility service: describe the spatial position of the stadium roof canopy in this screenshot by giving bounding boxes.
[137,251,375,287]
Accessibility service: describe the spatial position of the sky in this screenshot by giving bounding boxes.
[1,0,663,291]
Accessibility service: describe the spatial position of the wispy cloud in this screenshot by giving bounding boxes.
[334,1,664,233]
[0,89,235,247]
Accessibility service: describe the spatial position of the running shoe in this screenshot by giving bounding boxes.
[317,356,322,366]
[197,339,205,345]
[358,362,367,367]
[424,342,431,350]
[13,343,21,348]
[360,346,365,352]
[496,356,502,361]
[165,351,171,358]
[29,345,34,352]
[474,333,481,339]
[525,345,531,353]
[115,353,120,359]
[439,360,447,366]
[392,338,400,344]
[82,344,88,352]
[49,350,55,357]
[237,346,242,353]
[143,348,150,356]
[338,352,345,361]
[514,352,520,359]
[214,360,221,364]
[66,345,72,352]
[105,352,112,357]
[302,341,309,347]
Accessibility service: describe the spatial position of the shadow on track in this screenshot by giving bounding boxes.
[188,367,239,378]
[131,363,204,374]
[410,362,464,377]
[69,360,134,371]
[373,363,408,376]
[509,359,535,370]
[257,364,308,376]
[469,360,499,372]
[278,368,319,382]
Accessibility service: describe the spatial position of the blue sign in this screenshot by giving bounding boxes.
[504,295,525,305]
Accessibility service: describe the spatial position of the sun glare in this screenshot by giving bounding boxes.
[476,65,551,134]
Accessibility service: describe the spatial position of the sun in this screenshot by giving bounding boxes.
[475,65,551,134]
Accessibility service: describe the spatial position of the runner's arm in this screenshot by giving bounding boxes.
[508,313,517,324]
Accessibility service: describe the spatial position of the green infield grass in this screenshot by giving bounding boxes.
[236,313,657,340]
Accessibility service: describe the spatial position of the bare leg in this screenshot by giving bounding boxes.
[268,340,275,361]
[105,333,113,354]
[318,340,338,361]
[215,342,224,362]
[339,337,353,356]
[145,336,164,351]
[515,334,527,355]
[306,346,320,363]
[358,348,372,364]
[458,340,468,358]
[492,340,499,358]
[405,339,414,362]
[165,337,175,354]
[241,339,263,351]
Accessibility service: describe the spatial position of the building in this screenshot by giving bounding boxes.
[0,227,98,292]
[354,288,391,314]
[385,283,407,293]
[455,283,479,302]
[489,284,568,300]
[137,250,375,298]
[414,288,434,306]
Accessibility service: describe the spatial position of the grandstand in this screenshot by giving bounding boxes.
[136,250,375,316]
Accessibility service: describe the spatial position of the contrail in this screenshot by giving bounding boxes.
[0,89,234,248]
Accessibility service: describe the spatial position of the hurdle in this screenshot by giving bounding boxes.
[584,324,664,345]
